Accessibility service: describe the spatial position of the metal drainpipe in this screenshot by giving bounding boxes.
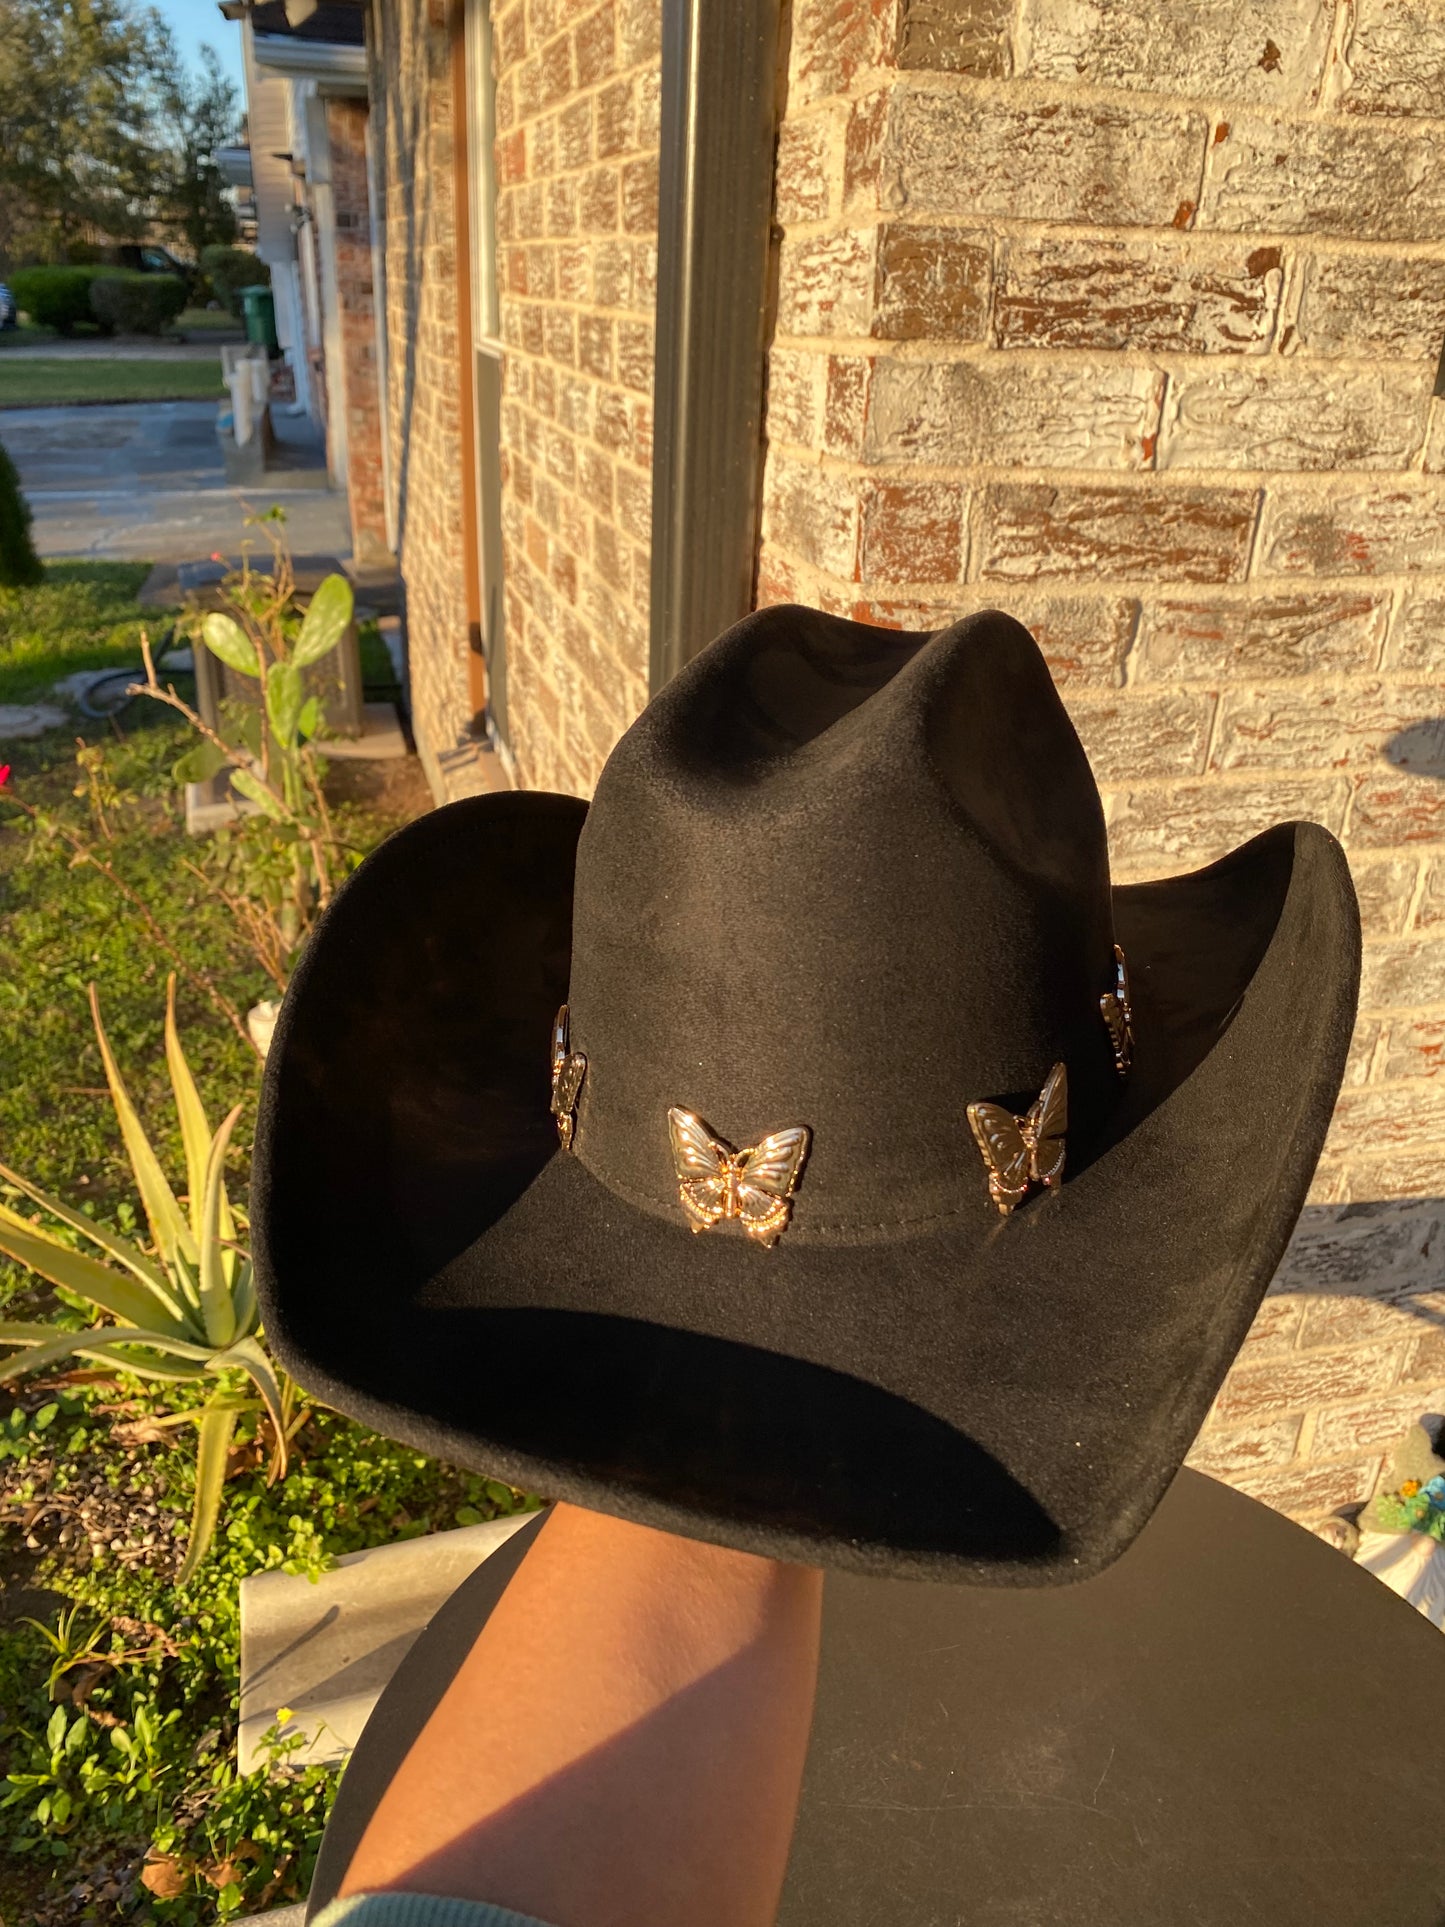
[648,0,785,695]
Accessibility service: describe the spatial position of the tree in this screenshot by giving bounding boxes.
[0,0,168,262]
[151,33,240,260]
[0,1,240,267]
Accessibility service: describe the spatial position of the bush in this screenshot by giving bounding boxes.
[200,245,269,319]
[89,272,188,336]
[0,437,43,589]
[8,265,105,335]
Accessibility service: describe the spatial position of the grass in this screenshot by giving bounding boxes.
[0,361,224,410]
[0,561,509,1922]
[173,310,243,336]
[0,562,161,706]
[0,323,57,349]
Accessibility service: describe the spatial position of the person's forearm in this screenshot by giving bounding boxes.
[340,1503,823,1927]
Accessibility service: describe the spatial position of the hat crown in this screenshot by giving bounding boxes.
[567,607,1119,1241]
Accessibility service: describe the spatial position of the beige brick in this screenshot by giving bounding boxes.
[1243,1291,1307,1355]
[1381,1015,1445,1079]
[1295,253,1445,358]
[1135,591,1386,682]
[1345,1015,1385,1085]
[1159,364,1431,473]
[1337,1147,1445,1198]
[1401,1323,1445,1386]
[788,0,896,106]
[1308,1160,1350,1204]
[1350,854,1423,936]
[1106,774,1350,872]
[1358,937,1445,1009]
[1349,771,1445,849]
[1068,691,1215,783]
[1298,1291,1429,1350]
[615,0,659,68]
[762,455,861,579]
[1214,1341,1408,1422]
[1383,593,1445,672]
[876,87,1209,228]
[776,109,844,226]
[1185,1414,1304,1479]
[994,236,1282,354]
[766,348,825,447]
[1212,680,1440,772]
[1312,1384,1445,1460]
[1257,483,1445,577]
[897,0,1012,76]
[979,482,1259,584]
[1418,858,1445,928]
[1330,1081,1445,1156]
[777,227,878,338]
[823,353,872,456]
[875,224,991,341]
[858,478,967,583]
[862,356,1160,469]
[594,74,637,156]
[1200,112,1445,240]
[1338,0,1445,116]
[1019,0,1333,103]
[1231,1456,1382,1516]
[1005,594,1138,689]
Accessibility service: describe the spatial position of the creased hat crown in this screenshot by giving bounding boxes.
[566,606,1122,1242]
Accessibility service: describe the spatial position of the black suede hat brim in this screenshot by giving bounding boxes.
[253,791,1359,1586]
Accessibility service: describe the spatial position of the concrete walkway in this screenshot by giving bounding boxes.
[0,338,234,360]
[5,400,350,563]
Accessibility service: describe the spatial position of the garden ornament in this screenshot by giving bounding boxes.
[253,606,1359,1585]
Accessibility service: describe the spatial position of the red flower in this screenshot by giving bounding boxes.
[0,766,11,789]
[210,551,225,563]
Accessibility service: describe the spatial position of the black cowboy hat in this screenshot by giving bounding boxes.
[253,607,1359,1585]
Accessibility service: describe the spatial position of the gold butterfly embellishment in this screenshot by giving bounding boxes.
[667,1109,811,1249]
[967,1062,1067,1217]
[1100,944,1133,1079]
[550,1004,586,1150]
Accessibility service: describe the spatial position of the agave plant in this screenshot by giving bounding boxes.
[0,980,288,1583]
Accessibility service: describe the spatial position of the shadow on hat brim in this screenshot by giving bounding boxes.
[253,793,1359,1586]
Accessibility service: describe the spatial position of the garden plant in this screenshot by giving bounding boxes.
[0,556,522,1921]
[143,520,360,988]
[0,438,44,590]
[0,977,290,1584]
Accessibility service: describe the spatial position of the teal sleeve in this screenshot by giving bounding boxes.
[309,1895,558,1927]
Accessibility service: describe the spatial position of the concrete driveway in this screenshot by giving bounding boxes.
[5,400,351,563]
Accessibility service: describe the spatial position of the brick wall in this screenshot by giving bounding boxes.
[368,0,482,798]
[762,0,1445,1523]
[490,0,660,793]
[326,98,392,569]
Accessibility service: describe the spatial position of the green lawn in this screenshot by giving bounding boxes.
[0,358,224,409]
[0,561,161,705]
[173,307,244,335]
[0,562,523,1924]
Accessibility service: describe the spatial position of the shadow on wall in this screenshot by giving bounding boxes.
[1385,719,1445,779]
[1195,1196,1445,1513]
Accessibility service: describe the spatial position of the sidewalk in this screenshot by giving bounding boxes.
[6,399,350,563]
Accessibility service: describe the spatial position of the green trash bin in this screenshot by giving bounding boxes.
[240,284,279,354]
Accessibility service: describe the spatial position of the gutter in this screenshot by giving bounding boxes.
[251,31,367,85]
[647,0,785,694]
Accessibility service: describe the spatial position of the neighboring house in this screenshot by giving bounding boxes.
[233,0,1445,1532]
[219,0,389,564]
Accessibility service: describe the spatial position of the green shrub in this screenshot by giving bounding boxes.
[0,438,43,589]
[8,266,106,336]
[89,273,188,337]
[200,246,269,319]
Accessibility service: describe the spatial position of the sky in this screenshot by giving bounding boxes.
[153,0,247,100]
